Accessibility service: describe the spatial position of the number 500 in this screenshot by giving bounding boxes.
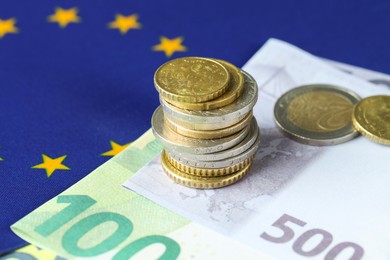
[261,214,364,260]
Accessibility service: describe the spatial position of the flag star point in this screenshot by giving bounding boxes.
[101,141,131,157]
[0,18,18,38]
[48,7,80,28]
[153,36,187,57]
[32,154,70,177]
[108,14,141,34]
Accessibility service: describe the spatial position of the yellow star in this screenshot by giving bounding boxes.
[108,14,141,34]
[101,141,131,157]
[152,36,187,57]
[0,18,18,38]
[32,154,70,177]
[48,7,80,28]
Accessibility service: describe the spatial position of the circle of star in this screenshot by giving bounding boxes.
[108,14,141,34]
[48,7,81,28]
[32,154,70,177]
[0,18,18,38]
[101,141,131,157]
[153,36,187,57]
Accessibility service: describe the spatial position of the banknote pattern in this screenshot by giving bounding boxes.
[11,130,269,259]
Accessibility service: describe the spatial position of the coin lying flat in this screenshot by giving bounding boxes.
[164,110,252,139]
[166,60,245,110]
[352,95,390,145]
[163,150,253,177]
[152,106,250,154]
[159,70,258,125]
[163,109,249,131]
[274,84,361,146]
[166,118,259,162]
[166,128,260,168]
[162,151,252,189]
[154,57,230,103]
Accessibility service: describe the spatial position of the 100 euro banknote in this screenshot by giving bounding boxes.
[10,130,270,259]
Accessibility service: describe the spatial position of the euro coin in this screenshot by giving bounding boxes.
[162,152,252,189]
[152,106,250,154]
[163,150,253,177]
[352,95,390,145]
[274,84,361,146]
[159,70,258,125]
[163,109,249,131]
[164,110,252,139]
[166,128,260,168]
[166,117,259,162]
[166,60,245,110]
[154,57,230,103]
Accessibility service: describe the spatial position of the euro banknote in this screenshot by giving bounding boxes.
[10,130,271,259]
[126,39,390,260]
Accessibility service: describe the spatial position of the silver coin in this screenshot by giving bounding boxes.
[274,84,361,146]
[163,110,250,131]
[159,70,258,125]
[152,106,250,154]
[166,117,259,161]
[166,129,261,168]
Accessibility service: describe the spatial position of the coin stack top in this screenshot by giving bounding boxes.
[152,57,260,189]
[154,57,230,103]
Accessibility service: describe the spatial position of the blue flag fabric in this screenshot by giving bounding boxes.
[1,0,389,253]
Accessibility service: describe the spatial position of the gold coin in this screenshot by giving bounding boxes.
[161,152,252,189]
[164,111,253,139]
[154,57,230,103]
[163,150,253,177]
[352,95,390,145]
[163,108,249,131]
[166,60,245,110]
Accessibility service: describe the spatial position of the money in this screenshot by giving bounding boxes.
[352,95,390,145]
[162,151,252,189]
[274,84,361,145]
[164,150,254,176]
[159,71,258,126]
[166,118,259,162]
[164,110,252,139]
[166,59,245,110]
[11,130,270,259]
[152,58,260,188]
[126,38,390,260]
[152,106,250,154]
[154,57,230,103]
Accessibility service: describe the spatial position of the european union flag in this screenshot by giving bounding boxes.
[1,0,389,253]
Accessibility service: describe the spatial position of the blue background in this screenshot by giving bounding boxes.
[0,0,389,253]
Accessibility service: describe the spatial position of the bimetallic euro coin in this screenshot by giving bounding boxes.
[166,118,259,161]
[152,106,250,154]
[163,110,249,131]
[166,60,245,110]
[162,152,252,189]
[352,95,390,145]
[163,150,253,177]
[159,71,258,125]
[166,129,260,168]
[274,84,361,146]
[164,111,252,139]
[154,57,230,103]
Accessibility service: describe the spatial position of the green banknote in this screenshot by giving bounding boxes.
[11,130,270,259]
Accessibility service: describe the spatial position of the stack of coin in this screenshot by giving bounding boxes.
[274,84,390,146]
[151,57,260,189]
